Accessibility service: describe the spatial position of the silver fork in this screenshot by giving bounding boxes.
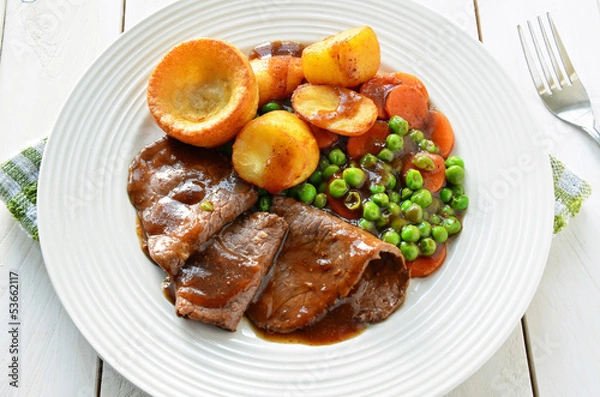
[518,12,600,146]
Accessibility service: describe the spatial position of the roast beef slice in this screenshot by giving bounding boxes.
[247,196,408,333]
[175,212,288,331]
[127,137,258,275]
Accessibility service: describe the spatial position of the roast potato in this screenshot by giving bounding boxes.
[147,38,259,148]
[291,84,378,136]
[302,26,380,87]
[250,55,304,106]
[232,110,319,194]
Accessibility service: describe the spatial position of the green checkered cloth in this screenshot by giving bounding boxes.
[0,139,45,241]
[550,155,592,233]
[0,140,592,240]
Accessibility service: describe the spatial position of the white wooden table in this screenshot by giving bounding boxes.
[1,0,598,396]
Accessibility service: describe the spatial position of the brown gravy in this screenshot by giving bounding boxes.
[249,40,305,60]
[251,301,367,345]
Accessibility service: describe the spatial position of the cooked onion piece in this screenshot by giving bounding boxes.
[147,38,259,148]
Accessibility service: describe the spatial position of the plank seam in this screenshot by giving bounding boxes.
[473,0,484,42]
[521,316,539,397]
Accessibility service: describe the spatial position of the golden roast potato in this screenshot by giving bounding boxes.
[291,84,378,136]
[250,55,305,106]
[232,110,319,194]
[302,26,380,87]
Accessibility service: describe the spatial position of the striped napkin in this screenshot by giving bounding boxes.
[0,139,592,241]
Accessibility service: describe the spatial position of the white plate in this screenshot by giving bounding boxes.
[38,0,554,395]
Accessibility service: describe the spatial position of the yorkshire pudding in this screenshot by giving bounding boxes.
[147,38,259,148]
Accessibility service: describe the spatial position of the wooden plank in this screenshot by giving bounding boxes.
[0,1,122,396]
[477,0,600,395]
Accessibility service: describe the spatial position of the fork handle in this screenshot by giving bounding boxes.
[581,124,600,147]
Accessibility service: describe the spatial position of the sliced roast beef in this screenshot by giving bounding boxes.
[246,196,408,334]
[127,137,258,275]
[173,212,288,331]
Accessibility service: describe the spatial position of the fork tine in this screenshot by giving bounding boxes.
[547,12,576,83]
[527,20,557,92]
[517,24,547,95]
[538,14,567,89]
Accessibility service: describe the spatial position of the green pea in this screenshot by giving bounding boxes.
[409,129,425,143]
[344,191,362,211]
[405,169,424,190]
[401,187,413,200]
[405,203,424,223]
[322,164,341,180]
[412,154,436,171]
[432,225,448,243]
[391,217,409,232]
[308,170,323,185]
[451,195,469,211]
[389,115,409,136]
[400,199,413,212]
[419,139,440,154]
[417,221,432,237]
[317,181,328,194]
[382,229,401,246]
[319,157,330,170]
[389,191,401,204]
[440,204,455,217]
[401,224,421,242]
[382,173,397,190]
[429,213,442,225]
[378,148,395,162]
[419,238,437,256]
[400,241,419,261]
[298,183,317,204]
[442,216,462,235]
[440,187,453,203]
[342,167,365,187]
[257,188,269,197]
[386,133,404,151]
[376,215,390,228]
[388,202,402,216]
[445,156,465,169]
[258,196,271,212]
[372,192,390,208]
[328,179,349,198]
[411,188,433,208]
[260,101,282,114]
[362,201,381,221]
[313,193,327,209]
[369,184,386,194]
[358,218,376,233]
[360,153,378,169]
[445,165,465,185]
[328,148,347,166]
[452,185,465,196]
[428,197,443,213]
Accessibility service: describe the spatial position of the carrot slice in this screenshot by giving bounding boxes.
[427,110,454,158]
[402,151,446,193]
[393,72,429,102]
[407,243,447,278]
[346,120,390,160]
[310,124,339,149]
[384,85,429,129]
[359,73,402,119]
